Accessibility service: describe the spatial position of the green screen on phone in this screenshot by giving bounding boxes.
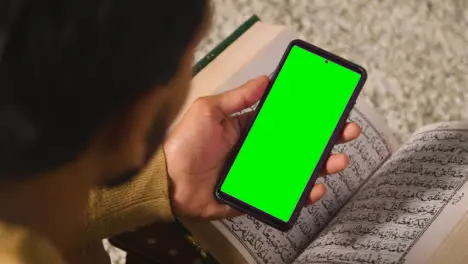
[220,45,362,222]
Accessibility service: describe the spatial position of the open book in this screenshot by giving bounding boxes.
[177,17,468,264]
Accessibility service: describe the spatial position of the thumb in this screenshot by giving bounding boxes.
[213,75,269,117]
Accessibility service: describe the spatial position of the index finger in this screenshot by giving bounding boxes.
[214,76,269,118]
[337,122,361,144]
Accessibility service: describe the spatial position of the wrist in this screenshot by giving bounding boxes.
[164,144,185,218]
[166,170,197,218]
[166,170,177,217]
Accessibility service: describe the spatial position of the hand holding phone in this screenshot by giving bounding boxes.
[215,39,367,231]
[164,76,359,221]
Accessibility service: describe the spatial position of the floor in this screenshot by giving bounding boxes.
[107,0,468,262]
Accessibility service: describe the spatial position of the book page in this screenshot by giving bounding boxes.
[211,98,396,264]
[295,122,468,264]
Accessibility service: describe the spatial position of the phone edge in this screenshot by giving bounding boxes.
[214,39,368,231]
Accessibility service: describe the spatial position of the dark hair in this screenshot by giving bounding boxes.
[0,0,207,178]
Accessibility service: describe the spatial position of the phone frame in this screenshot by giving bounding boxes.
[214,39,367,231]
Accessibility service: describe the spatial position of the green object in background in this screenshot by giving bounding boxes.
[220,45,361,222]
[192,15,260,75]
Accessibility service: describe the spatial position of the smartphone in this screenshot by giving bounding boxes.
[214,39,367,231]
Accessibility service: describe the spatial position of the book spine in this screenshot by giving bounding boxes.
[192,15,260,75]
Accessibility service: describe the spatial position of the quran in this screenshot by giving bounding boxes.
[174,16,468,264]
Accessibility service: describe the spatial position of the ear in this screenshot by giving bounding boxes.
[98,86,172,177]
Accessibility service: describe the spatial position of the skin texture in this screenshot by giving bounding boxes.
[0,11,360,256]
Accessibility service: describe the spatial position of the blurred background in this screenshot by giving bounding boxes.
[196,0,468,143]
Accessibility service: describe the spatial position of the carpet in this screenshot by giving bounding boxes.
[197,0,468,143]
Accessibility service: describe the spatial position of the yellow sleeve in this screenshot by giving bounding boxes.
[0,221,66,264]
[80,146,174,242]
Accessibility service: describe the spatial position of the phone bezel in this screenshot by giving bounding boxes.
[214,39,368,231]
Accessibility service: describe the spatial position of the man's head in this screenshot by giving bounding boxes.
[0,0,209,184]
[0,0,209,248]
